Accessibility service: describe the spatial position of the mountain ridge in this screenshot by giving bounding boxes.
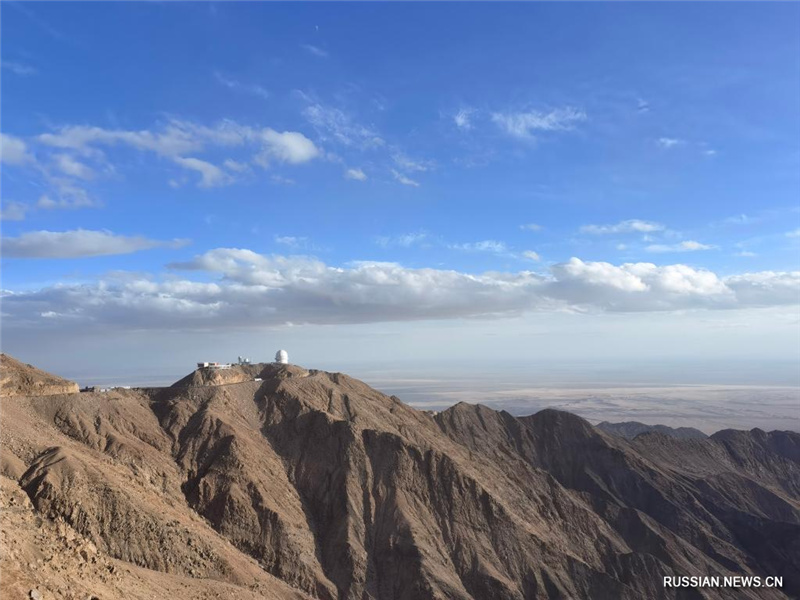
[1,356,798,599]
[596,420,708,440]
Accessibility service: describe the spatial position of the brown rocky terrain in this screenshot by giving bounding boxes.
[596,420,708,440]
[1,355,798,599]
[0,354,80,397]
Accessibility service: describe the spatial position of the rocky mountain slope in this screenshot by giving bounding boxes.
[0,353,80,397]
[596,420,708,440]
[1,356,798,599]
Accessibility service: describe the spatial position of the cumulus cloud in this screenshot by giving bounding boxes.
[1,229,190,259]
[724,271,800,307]
[3,251,798,333]
[1,133,34,165]
[545,258,740,311]
[344,168,367,181]
[580,219,665,235]
[256,129,320,165]
[645,240,715,253]
[492,107,586,139]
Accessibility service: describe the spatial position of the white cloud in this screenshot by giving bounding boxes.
[720,214,752,226]
[0,201,28,221]
[213,71,270,100]
[36,184,97,210]
[37,119,320,185]
[657,137,684,149]
[645,240,715,253]
[453,107,476,131]
[375,232,428,248]
[274,236,309,249]
[223,159,249,173]
[344,168,367,181]
[736,251,757,257]
[172,157,229,188]
[302,103,383,148]
[38,122,205,157]
[2,60,36,76]
[3,251,797,333]
[1,229,190,259]
[270,175,295,186]
[724,271,800,307]
[520,223,543,232]
[492,107,586,139]
[392,154,433,173]
[449,240,509,254]
[301,44,329,58]
[521,250,541,262]
[1,133,34,165]
[54,153,95,180]
[786,228,800,238]
[391,169,419,187]
[580,219,665,235]
[256,129,320,165]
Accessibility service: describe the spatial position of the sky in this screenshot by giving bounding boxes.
[1,2,799,385]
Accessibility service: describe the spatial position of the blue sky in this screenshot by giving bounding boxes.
[1,2,799,381]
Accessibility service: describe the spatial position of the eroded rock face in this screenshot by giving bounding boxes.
[0,354,79,397]
[1,356,798,599]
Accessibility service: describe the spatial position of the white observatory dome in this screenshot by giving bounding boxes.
[275,349,289,364]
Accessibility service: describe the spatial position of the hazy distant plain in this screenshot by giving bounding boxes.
[368,380,799,434]
[68,359,800,434]
[353,360,800,434]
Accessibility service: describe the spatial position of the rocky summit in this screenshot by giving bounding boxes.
[1,354,798,599]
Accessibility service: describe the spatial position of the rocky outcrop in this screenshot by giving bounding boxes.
[170,362,310,387]
[0,354,79,397]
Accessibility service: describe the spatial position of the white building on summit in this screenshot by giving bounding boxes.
[275,349,289,364]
